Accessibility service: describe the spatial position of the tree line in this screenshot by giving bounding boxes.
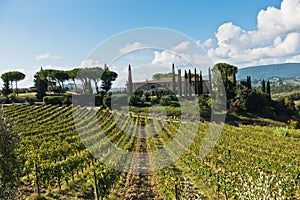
[1,65,118,101]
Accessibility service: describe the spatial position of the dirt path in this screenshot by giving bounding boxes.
[116,124,163,200]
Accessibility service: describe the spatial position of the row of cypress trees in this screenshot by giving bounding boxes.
[127,63,209,97]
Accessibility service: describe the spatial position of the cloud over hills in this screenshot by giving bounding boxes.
[208,0,300,67]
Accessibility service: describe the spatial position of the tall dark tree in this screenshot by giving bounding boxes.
[213,63,238,104]
[34,68,48,100]
[246,76,252,90]
[52,70,69,94]
[188,69,192,97]
[266,80,271,100]
[100,65,118,92]
[178,69,182,97]
[194,68,198,95]
[11,71,25,95]
[261,79,266,93]
[89,67,103,94]
[1,72,14,94]
[208,67,212,93]
[233,67,237,85]
[214,63,238,85]
[199,71,203,95]
[1,73,12,97]
[171,63,176,94]
[184,70,188,97]
[128,65,133,95]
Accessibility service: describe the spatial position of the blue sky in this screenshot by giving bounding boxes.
[2,0,300,88]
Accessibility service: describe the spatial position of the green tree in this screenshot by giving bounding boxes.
[1,73,12,97]
[188,69,192,97]
[10,71,25,95]
[235,84,250,112]
[199,71,203,95]
[266,80,271,100]
[0,110,20,199]
[68,68,80,93]
[100,66,118,92]
[184,70,188,97]
[89,67,103,94]
[214,63,238,85]
[77,68,93,94]
[178,69,182,97]
[127,65,133,95]
[52,70,69,94]
[152,72,173,80]
[212,63,238,107]
[172,63,176,94]
[34,68,48,100]
[1,72,14,95]
[246,76,252,90]
[261,79,266,93]
[194,68,198,95]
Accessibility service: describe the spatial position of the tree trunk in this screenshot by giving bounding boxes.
[15,81,18,95]
[72,78,78,93]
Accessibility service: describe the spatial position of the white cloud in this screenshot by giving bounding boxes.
[151,51,183,66]
[36,53,62,61]
[257,0,300,36]
[119,42,146,54]
[287,54,300,62]
[201,38,214,49]
[207,0,300,67]
[80,59,103,68]
[171,41,190,51]
[151,40,213,71]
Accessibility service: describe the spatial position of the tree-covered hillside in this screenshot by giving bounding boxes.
[237,63,300,80]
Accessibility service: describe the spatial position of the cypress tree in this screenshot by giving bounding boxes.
[1,73,11,97]
[184,70,188,97]
[34,68,48,100]
[194,68,198,95]
[246,76,252,90]
[172,63,176,94]
[128,65,133,95]
[208,67,212,93]
[178,69,182,97]
[233,68,237,85]
[188,69,192,97]
[261,79,266,93]
[266,80,271,100]
[199,71,203,95]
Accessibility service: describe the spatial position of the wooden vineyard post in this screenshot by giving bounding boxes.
[175,183,179,200]
[35,163,40,196]
[93,170,99,200]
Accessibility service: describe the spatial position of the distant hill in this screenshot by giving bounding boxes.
[236,63,300,80]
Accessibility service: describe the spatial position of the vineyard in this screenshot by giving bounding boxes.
[2,104,300,199]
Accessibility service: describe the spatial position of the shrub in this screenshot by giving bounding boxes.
[103,94,111,108]
[288,119,298,129]
[129,94,141,106]
[160,95,171,106]
[7,93,16,103]
[150,96,158,105]
[25,96,36,105]
[275,126,289,136]
[43,96,65,106]
[142,90,151,102]
[0,96,8,104]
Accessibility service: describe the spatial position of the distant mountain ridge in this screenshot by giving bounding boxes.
[236,63,300,80]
